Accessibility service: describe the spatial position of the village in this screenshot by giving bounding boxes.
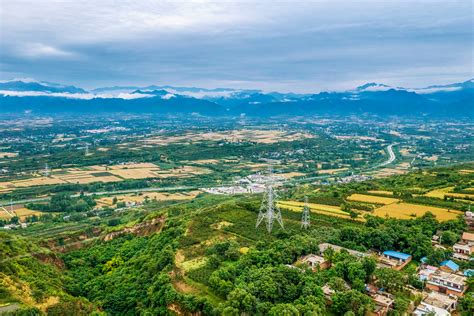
[296,232,474,316]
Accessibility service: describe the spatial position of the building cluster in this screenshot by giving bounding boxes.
[202,173,284,195]
[295,233,473,316]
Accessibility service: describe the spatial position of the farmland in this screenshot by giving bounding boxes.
[0,204,42,220]
[346,193,400,205]
[0,162,209,192]
[373,202,463,221]
[95,190,201,207]
[278,200,358,221]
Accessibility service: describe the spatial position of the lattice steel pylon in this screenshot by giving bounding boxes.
[256,182,284,233]
[301,196,311,229]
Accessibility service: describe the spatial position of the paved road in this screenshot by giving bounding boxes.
[378,143,397,167]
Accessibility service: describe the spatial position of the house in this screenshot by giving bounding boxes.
[426,270,468,297]
[321,284,335,303]
[319,243,368,258]
[418,265,438,281]
[439,260,459,273]
[378,250,412,270]
[452,232,474,261]
[413,292,457,316]
[300,254,330,270]
[368,293,394,316]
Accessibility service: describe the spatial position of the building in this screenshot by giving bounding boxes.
[426,270,468,297]
[452,232,474,261]
[300,254,330,270]
[319,243,368,258]
[413,292,457,316]
[368,293,394,316]
[378,250,412,270]
[418,265,438,281]
[439,260,459,273]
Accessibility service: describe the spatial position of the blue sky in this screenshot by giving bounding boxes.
[0,0,472,92]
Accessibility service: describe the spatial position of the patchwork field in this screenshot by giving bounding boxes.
[0,163,209,190]
[367,190,394,196]
[278,200,359,221]
[0,205,42,221]
[0,152,18,158]
[373,203,462,221]
[346,193,400,205]
[142,129,314,145]
[96,190,201,207]
[425,186,474,200]
[317,168,348,175]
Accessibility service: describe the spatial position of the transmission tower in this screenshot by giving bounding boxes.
[85,143,89,156]
[301,196,311,229]
[44,163,50,176]
[256,182,284,233]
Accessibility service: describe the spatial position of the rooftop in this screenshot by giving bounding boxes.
[382,250,411,260]
[423,291,457,310]
[429,270,467,285]
[301,254,326,265]
[462,232,474,242]
[319,243,368,258]
[440,260,459,272]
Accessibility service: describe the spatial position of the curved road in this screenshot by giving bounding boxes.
[378,143,397,167]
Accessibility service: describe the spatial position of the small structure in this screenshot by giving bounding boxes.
[368,293,394,316]
[413,292,457,316]
[300,254,329,270]
[452,232,474,261]
[378,250,412,270]
[418,265,438,281]
[319,243,368,258]
[426,270,468,297]
[439,260,459,273]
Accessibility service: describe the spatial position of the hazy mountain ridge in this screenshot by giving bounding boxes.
[0,79,472,117]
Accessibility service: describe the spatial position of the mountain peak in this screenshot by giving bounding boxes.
[356,82,391,92]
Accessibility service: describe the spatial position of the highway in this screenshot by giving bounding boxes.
[378,143,397,167]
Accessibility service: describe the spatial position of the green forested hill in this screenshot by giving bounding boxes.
[1,165,474,315]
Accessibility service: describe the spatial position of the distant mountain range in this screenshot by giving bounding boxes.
[0,78,473,117]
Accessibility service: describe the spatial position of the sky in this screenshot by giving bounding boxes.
[0,0,472,92]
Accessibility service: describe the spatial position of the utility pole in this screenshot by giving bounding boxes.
[301,196,311,229]
[256,168,284,233]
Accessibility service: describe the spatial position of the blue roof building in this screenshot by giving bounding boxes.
[464,269,474,277]
[440,260,459,272]
[383,250,412,261]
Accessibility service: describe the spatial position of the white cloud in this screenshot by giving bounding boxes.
[18,43,77,59]
[0,90,154,100]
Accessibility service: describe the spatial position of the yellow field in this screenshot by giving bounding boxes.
[317,168,348,174]
[278,200,361,221]
[346,194,400,205]
[373,203,462,221]
[367,190,393,196]
[0,163,209,190]
[0,152,18,158]
[279,172,306,178]
[425,186,474,200]
[96,190,201,207]
[0,206,42,220]
[142,129,314,145]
